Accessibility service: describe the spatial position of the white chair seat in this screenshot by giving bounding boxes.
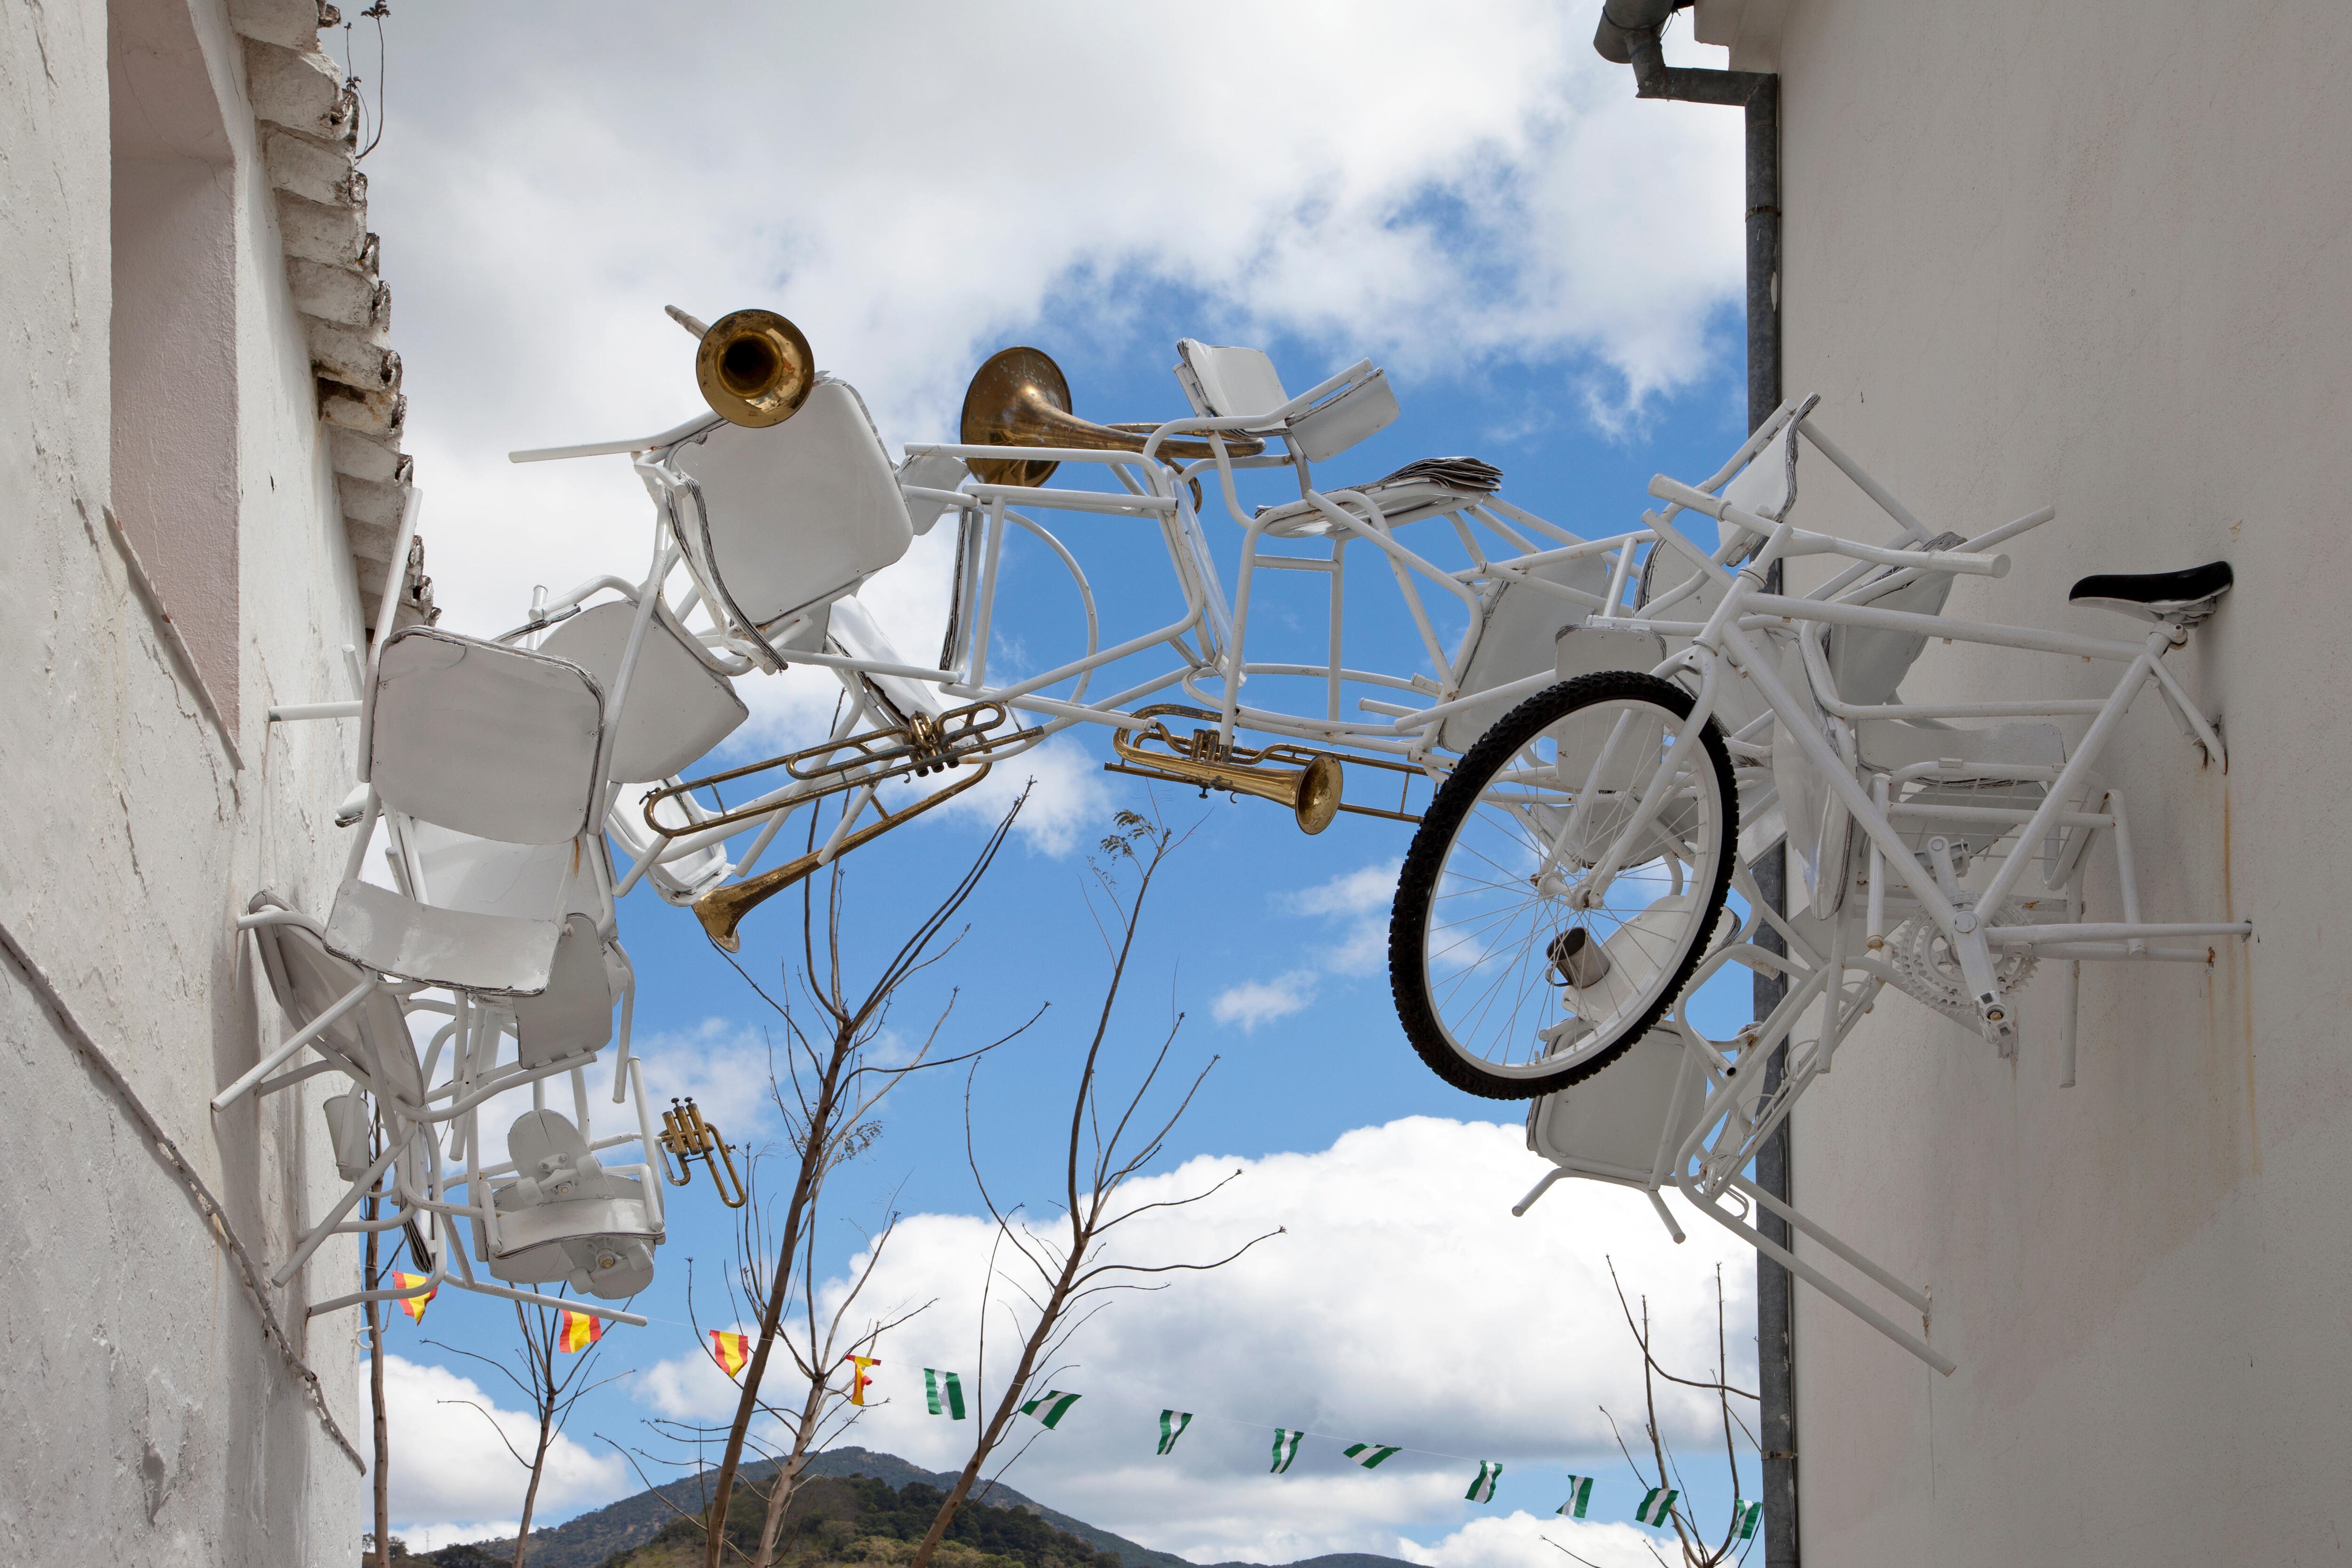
[538,599,746,782]
[827,595,950,723]
[1527,1022,1710,1189]
[668,377,914,641]
[326,877,561,995]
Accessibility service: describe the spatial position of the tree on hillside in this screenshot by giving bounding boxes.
[1555,1261,1763,1568]
[905,810,1280,1568]
[656,791,1042,1568]
[430,1296,635,1567]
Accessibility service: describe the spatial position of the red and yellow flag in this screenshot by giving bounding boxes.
[709,1330,751,1379]
[558,1310,607,1353]
[392,1273,435,1324]
[847,1354,881,1405]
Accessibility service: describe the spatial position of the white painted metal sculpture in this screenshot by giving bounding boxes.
[249,309,2246,1361]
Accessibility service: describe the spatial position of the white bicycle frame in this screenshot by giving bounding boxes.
[1519,398,2250,1373]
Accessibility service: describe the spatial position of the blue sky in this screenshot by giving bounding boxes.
[349,6,1772,1563]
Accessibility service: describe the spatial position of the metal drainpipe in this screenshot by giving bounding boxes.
[1594,8,1796,1566]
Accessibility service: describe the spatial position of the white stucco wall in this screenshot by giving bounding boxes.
[1745,3,2352,1563]
[1,0,372,1560]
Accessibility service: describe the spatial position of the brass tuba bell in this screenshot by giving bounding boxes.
[959,346,1262,487]
[693,308,815,428]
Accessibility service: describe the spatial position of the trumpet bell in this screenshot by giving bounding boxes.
[959,345,1266,489]
[1295,753,1343,835]
[697,308,815,428]
[960,346,1072,486]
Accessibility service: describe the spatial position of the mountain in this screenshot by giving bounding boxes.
[456,1447,1418,1568]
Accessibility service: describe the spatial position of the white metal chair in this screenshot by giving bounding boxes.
[657,377,915,669]
[326,626,608,997]
[469,1106,665,1301]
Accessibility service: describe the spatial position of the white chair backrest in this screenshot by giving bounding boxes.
[538,600,747,783]
[369,628,606,845]
[1720,421,1798,526]
[1175,341,1289,420]
[669,378,914,631]
[511,914,616,1067]
[1438,553,1613,751]
[409,825,573,920]
[1823,538,1966,708]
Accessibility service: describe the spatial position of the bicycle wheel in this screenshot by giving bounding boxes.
[1390,671,1736,1100]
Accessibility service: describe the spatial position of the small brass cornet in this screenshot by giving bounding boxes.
[658,1097,748,1208]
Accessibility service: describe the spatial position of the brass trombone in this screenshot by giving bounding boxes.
[658,1098,748,1208]
[671,305,815,428]
[960,346,1263,486]
[643,702,1039,952]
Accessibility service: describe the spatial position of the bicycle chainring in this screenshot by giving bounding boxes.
[1884,896,2039,1022]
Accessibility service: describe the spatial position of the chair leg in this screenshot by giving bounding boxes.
[213,974,382,1111]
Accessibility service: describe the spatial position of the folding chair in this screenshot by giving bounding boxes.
[657,377,916,670]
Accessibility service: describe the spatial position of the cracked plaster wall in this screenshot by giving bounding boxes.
[1,0,376,1560]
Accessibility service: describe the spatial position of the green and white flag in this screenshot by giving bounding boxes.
[1556,1475,1595,1519]
[923,1369,966,1420]
[1270,1429,1303,1474]
[1733,1499,1763,1540]
[1465,1461,1502,1503]
[1343,1443,1401,1470]
[1635,1487,1678,1527]
[1019,1390,1081,1429]
[1157,1410,1192,1456]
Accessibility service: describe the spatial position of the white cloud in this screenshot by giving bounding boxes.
[1402,1510,1668,1568]
[933,734,1119,860]
[1211,971,1319,1032]
[364,3,1742,775]
[637,1317,757,1422]
[1212,857,1404,1028]
[378,1353,628,1534]
[641,1116,1755,1563]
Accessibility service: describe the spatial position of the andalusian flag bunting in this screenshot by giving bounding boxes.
[1269,1430,1303,1473]
[848,1355,881,1406]
[1556,1475,1594,1519]
[1635,1487,1678,1527]
[1465,1461,1502,1503]
[1020,1391,1081,1429]
[1734,1500,1763,1540]
[925,1369,967,1420]
[709,1330,750,1378]
[1157,1410,1192,1456]
[557,1310,605,1353]
[391,1272,434,1323]
[1343,1443,1401,1470]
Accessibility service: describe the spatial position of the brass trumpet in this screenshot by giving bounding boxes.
[1107,704,1344,835]
[693,307,815,428]
[960,346,1263,486]
[658,1097,748,1208]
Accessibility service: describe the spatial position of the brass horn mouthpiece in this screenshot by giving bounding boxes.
[696,308,815,428]
[959,346,1263,488]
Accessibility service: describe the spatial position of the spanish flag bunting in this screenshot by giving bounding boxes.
[848,1354,881,1405]
[558,1310,606,1353]
[391,1272,435,1324]
[710,1330,751,1378]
